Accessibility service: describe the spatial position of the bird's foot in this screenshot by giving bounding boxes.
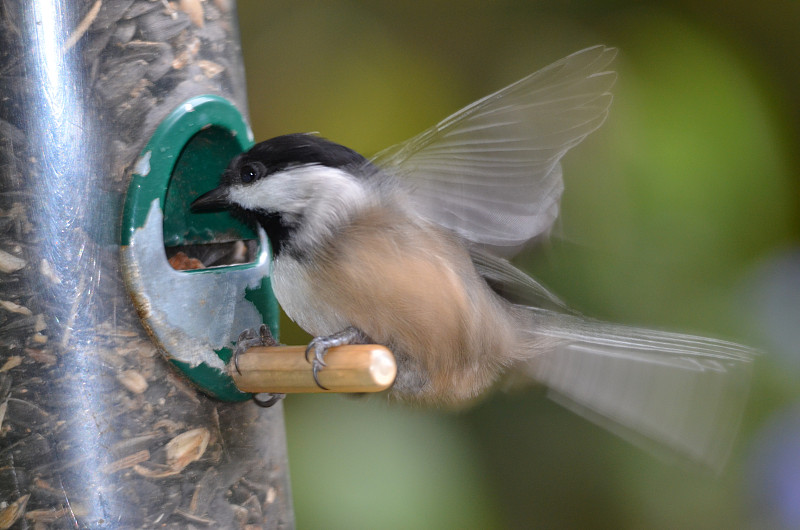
[233,324,284,407]
[305,326,369,390]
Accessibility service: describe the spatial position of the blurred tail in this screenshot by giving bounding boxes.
[517,307,756,471]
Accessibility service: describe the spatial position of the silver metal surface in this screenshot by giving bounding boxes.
[123,199,272,369]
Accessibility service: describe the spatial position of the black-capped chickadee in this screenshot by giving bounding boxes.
[192,46,754,468]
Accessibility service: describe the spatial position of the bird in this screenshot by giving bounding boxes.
[192,46,755,469]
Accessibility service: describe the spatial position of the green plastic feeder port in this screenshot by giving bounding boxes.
[120,95,279,402]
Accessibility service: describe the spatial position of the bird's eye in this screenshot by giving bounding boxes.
[240,162,262,183]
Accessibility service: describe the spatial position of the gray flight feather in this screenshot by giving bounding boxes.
[372,45,617,257]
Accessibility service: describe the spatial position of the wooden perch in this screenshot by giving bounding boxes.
[230,344,397,394]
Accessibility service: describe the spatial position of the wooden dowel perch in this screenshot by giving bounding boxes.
[230,344,397,394]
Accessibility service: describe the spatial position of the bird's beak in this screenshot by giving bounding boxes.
[191,187,229,212]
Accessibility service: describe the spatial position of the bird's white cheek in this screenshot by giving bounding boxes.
[228,177,304,213]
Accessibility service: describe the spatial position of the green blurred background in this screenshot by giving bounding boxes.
[235,1,800,528]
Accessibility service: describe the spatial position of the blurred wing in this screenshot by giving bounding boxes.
[372,45,616,256]
[522,309,755,470]
[470,247,572,312]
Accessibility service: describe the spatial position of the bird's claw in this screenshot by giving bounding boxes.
[304,327,369,390]
[233,324,277,374]
[233,324,282,407]
[253,392,285,408]
[305,338,330,390]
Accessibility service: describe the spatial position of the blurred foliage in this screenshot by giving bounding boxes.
[236,1,799,528]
